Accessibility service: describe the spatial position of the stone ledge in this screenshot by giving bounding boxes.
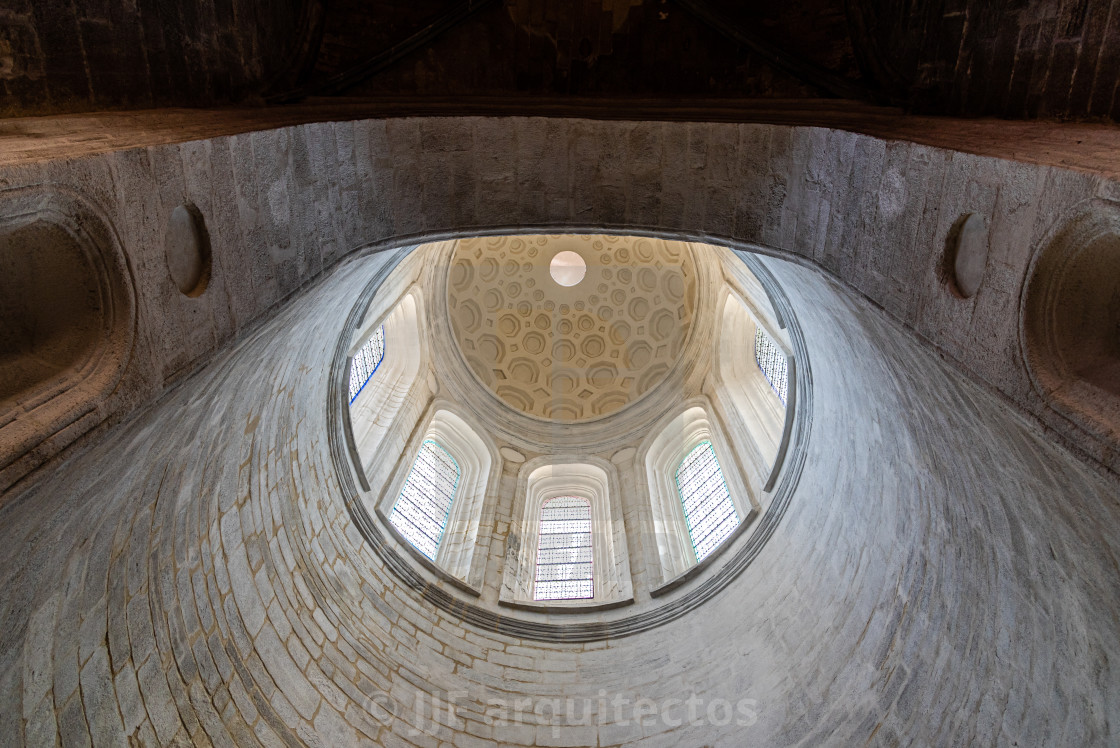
[496,597,635,614]
[650,507,759,600]
[374,507,482,599]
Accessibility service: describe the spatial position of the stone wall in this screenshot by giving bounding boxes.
[2,113,1120,743]
[3,115,1119,496]
[0,241,1116,745]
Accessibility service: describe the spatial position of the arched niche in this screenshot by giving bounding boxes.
[349,287,428,474]
[1023,203,1120,441]
[637,401,756,586]
[500,457,633,610]
[372,405,499,592]
[710,286,789,505]
[0,186,135,493]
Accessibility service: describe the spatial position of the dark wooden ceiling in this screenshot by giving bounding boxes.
[3,0,1118,121]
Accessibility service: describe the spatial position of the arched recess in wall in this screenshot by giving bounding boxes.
[342,244,435,495]
[1022,201,1120,442]
[372,405,499,593]
[0,186,135,494]
[500,458,633,611]
[711,279,790,503]
[638,401,756,587]
[348,288,428,475]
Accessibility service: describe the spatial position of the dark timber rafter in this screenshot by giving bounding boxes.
[268,0,500,105]
[671,0,884,104]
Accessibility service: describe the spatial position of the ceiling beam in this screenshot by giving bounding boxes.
[268,0,499,105]
[671,0,884,103]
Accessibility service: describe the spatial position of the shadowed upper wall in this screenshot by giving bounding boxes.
[2,114,1119,497]
[0,242,1116,745]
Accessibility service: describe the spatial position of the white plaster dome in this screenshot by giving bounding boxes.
[446,234,697,421]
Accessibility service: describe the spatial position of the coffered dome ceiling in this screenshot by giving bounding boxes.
[447,234,697,421]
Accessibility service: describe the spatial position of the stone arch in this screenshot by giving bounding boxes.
[500,456,633,611]
[0,185,135,493]
[1022,200,1120,442]
[372,403,500,592]
[710,278,789,504]
[6,116,1120,748]
[636,400,754,585]
[349,287,429,476]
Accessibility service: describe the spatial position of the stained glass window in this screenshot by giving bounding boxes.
[534,496,594,601]
[348,325,386,403]
[675,441,739,562]
[389,440,459,561]
[754,326,788,405]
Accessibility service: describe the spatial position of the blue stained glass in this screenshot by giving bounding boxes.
[389,440,460,561]
[534,496,594,601]
[754,326,788,405]
[349,325,386,404]
[675,441,739,562]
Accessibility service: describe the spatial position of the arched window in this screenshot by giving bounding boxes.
[714,294,786,504]
[348,325,385,403]
[676,441,739,562]
[389,439,459,561]
[534,496,594,601]
[754,326,788,405]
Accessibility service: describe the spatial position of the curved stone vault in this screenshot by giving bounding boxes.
[0,113,1119,747]
[0,242,1117,746]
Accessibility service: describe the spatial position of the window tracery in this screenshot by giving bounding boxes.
[534,496,594,600]
[389,439,459,561]
[348,325,385,403]
[754,326,788,405]
[675,441,739,562]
